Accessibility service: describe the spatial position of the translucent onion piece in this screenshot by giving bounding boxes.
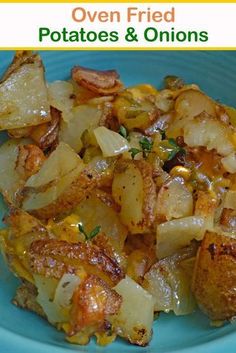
[34,275,67,324]
[54,273,81,308]
[48,81,74,122]
[221,152,236,173]
[94,126,129,157]
[156,216,206,259]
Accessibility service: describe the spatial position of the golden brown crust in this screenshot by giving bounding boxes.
[98,102,120,132]
[29,239,124,284]
[8,126,33,139]
[192,231,236,320]
[12,280,45,318]
[95,189,121,213]
[134,160,156,229]
[15,144,46,179]
[69,274,122,335]
[30,167,100,220]
[30,107,60,151]
[220,208,236,230]
[72,66,123,95]
[4,207,48,238]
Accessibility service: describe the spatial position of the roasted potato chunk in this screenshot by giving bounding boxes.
[72,66,123,95]
[30,106,60,150]
[112,159,156,234]
[29,239,124,285]
[15,144,46,179]
[0,51,50,130]
[69,275,122,336]
[112,276,154,346]
[192,231,236,321]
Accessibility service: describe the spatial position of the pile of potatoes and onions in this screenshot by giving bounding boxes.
[0,51,236,347]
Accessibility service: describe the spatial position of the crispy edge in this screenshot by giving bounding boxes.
[192,231,236,321]
[29,239,124,284]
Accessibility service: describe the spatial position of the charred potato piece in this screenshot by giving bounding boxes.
[15,144,46,179]
[13,280,45,318]
[2,208,50,282]
[69,274,122,336]
[192,231,236,321]
[30,107,60,150]
[25,167,99,220]
[72,66,123,95]
[29,239,124,285]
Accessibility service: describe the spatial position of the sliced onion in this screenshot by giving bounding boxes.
[34,275,67,324]
[221,152,236,173]
[94,126,129,157]
[59,105,102,153]
[48,81,74,122]
[156,216,206,259]
[54,273,80,308]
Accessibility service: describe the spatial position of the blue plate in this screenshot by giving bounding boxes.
[0,51,236,353]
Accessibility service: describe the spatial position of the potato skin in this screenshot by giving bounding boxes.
[192,231,236,321]
[30,167,99,220]
[29,239,124,285]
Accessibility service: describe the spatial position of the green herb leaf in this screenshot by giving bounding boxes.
[88,226,101,240]
[167,149,179,161]
[139,137,153,152]
[78,223,86,235]
[129,148,141,159]
[168,138,178,147]
[119,125,128,139]
[167,137,186,161]
[78,224,101,241]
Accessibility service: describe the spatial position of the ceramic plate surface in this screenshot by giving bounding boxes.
[0,50,236,353]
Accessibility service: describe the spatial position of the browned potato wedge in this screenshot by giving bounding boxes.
[192,231,236,320]
[29,239,124,285]
[69,274,122,336]
[15,144,46,179]
[72,66,123,95]
[0,51,50,130]
[21,142,101,219]
[112,160,156,234]
[1,208,50,282]
[0,138,44,204]
[30,106,60,150]
[23,166,99,220]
